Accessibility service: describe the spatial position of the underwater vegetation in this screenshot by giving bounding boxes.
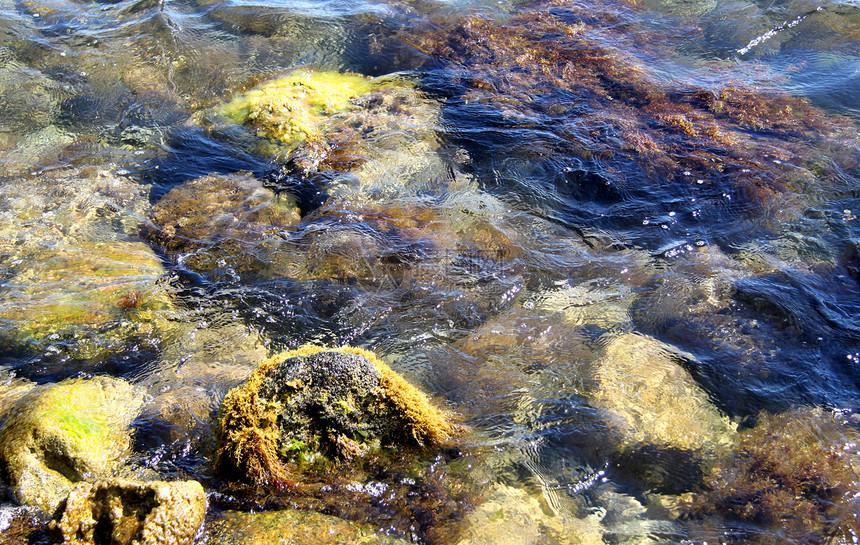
[413,0,859,242]
[682,407,860,544]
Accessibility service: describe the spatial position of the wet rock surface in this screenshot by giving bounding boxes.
[143,172,301,257]
[0,377,144,514]
[54,479,206,545]
[216,346,460,485]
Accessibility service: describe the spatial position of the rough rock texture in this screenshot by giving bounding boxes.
[0,377,144,513]
[216,345,461,486]
[143,172,300,256]
[206,508,411,545]
[55,479,206,545]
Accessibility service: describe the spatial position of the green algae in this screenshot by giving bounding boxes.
[0,377,144,514]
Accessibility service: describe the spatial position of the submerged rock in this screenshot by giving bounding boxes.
[207,508,411,545]
[0,241,174,361]
[0,377,144,513]
[0,166,175,363]
[682,407,860,545]
[455,483,604,545]
[54,479,206,545]
[592,333,736,453]
[590,333,736,493]
[143,172,301,257]
[216,345,461,486]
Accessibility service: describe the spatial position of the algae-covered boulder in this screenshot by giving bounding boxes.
[207,508,412,545]
[216,69,380,151]
[54,479,206,545]
[216,346,460,486]
[0,241,174,361]
[142,172,300,256]
[0,377,144,513]
[204,68,444,199]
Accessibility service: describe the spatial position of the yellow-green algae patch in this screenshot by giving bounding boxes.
[0,377,144,513]
[216,345,462,486]
[216,69,394,150]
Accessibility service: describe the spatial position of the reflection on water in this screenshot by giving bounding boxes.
[0,0,859,542]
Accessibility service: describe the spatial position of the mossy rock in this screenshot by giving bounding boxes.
[143,172,300,256]
[54,479,207,545]
[216,69,382,150]
[216,346,461,486]
[0,241,174,361]
[206,508,411,545]
[203,68,444,200]
[0,377,144,513]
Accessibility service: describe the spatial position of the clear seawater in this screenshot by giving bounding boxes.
[1,0,860,542]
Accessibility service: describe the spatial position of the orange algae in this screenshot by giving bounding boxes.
[216,345,461,486]
[682,407,860,544]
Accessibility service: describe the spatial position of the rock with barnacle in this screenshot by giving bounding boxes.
[215,345,461,486]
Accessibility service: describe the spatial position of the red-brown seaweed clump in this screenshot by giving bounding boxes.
[682,407,860,544]
[413,0,858,219]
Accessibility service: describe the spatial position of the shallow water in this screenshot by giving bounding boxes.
[1,0,860,542]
